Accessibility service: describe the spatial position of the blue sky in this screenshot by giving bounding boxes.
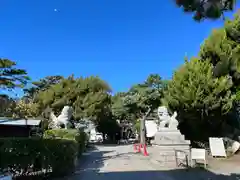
[0,1,239,96]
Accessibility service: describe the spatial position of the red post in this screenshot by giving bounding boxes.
[138,143,141,153]
[143,144,149,156]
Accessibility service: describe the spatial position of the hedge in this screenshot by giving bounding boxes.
[44,129,87,155]
[43,129,79,140]
[0,138,78,178]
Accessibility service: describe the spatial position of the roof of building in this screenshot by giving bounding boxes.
[0,118,42,126]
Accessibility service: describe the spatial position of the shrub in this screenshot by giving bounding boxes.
[75,131,88,154]
[43,129,78,139]
[12,100,40,119]
[0,138,78,178]
[44,129,87,155]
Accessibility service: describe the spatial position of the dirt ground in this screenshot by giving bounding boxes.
[60,145,240,180]
[207,151,240,175]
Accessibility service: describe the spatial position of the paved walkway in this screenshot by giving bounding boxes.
[64,145,240,180]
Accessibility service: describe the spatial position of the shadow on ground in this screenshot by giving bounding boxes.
[94,169,240,180]
[90,142,134,147]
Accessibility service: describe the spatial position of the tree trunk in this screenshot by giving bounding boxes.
[140,108,151,145]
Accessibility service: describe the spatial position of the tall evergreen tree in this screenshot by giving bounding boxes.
[163,57,233,140]
[200,14,240,88]
[35,75,117,136]
[0,59,30,90]
[23,75,63,100]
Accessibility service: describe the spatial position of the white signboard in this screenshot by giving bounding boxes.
[191,148,206,160]
[209,137,226,157]
[191,148,207,168]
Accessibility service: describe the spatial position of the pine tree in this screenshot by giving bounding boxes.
[0,59,30,90]
[162,57,233,140]
[200,14,240,87]
[23,75,63,99]
[175,0,236,21]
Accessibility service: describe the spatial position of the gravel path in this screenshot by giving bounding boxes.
[64,145,240,180]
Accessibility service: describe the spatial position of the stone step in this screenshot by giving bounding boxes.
[149,158,189,169]
[151,145,190,150]
[150,151,189,158]
[148,146,191,166]
[154,136,190,144]
[149,155,189,165]
[149,152,190,165]
[154,136,189,141]
[151,151,185,155]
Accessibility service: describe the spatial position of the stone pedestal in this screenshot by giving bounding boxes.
[152,128,190,166]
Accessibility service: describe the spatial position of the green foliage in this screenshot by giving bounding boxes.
[200,14,240,88]
[96,118,120,138]
[163,57,234,140]
[79,91,112,122]
[111,92,128,120]
[44,129,87,155]
[0,138,78,178]
[0,94,15,117]
[11,100,40,119]
[0,96,41,119]
[124,74,165,120]
[133,120,140,133]
[44,129,79,139]
[24,75,63,100]
[111,74,166,125]
[175,0,236,21]
[75,131,88,153]
[35,76,111,120]
[129,74,165,109]
[33,75,117,136]
[0,59,30,90]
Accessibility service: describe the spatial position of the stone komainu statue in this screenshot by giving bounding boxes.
[157,106,179,129]
[48,106,73,129]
